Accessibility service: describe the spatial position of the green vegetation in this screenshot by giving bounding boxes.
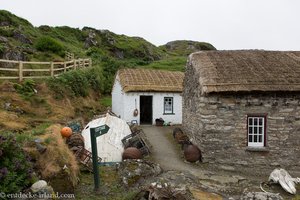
[35,36,64,56]
[0,10,216,94]
[141,56,187,72]
[100,96,112,107]
[26,122,50,136]
[0,132,35,194]
[75,166,139,200]
[13,79,36,98]
[47,65,105,98]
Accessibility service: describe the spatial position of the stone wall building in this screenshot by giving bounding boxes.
[183,50,300,172]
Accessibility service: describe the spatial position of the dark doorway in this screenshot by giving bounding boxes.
[140,96,153,124]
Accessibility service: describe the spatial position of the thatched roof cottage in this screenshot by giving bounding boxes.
[183,50,300,172]
[112,68,184,125]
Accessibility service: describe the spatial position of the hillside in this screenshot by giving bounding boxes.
[0,10,215,69]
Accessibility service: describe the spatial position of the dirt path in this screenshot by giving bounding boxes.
[141,125,259,198]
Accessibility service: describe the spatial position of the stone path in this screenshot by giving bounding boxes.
[141,125,250,197]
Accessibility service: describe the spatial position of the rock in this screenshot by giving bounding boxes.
[240,192,283,200]
[3,102,11,110]
[141,183,193,200]
[13,30,32,44]
[31,180,48,193]
[191,188,223,200]
[84,31,98,48]
[0,36,8,43]
[3,48,26,61]
[116,159,162,187]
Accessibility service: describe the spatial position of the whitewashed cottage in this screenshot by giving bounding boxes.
[112,68,184,125]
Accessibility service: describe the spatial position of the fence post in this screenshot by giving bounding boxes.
[74,60,77,70]
[89,58,92,67]
[50,62,54,77]
[64,61,67,73]
[18,61,23,81]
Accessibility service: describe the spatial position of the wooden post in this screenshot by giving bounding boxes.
[19,61,23,81]
[89,58,92,67]
[50,62,54,77]
[64,62,67,73]
[74,60,77,70]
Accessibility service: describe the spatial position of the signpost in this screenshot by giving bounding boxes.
[90,124,110,191]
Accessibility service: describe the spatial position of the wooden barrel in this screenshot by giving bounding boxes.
[122,147,143,160]
[184,144,202,162]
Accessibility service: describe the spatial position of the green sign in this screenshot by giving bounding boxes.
[90,124,110,191]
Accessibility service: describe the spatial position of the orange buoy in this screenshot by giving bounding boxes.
[60,127,73,138]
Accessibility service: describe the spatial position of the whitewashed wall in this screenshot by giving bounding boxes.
[112,75,182,125]
[111,75,124,118]
[123,92,182,125]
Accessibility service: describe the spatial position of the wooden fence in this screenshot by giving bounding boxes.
[0,58,92,81]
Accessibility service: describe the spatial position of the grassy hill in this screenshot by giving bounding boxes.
[0,10,216,70]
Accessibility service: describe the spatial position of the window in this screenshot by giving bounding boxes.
[247,116,266,147]
[164,97,173,114]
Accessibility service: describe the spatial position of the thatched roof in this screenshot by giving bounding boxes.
[188,50,300,94]
[117,68,184,92]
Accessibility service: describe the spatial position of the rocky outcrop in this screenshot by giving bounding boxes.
[84,30,98,48]
[13,30,32,44]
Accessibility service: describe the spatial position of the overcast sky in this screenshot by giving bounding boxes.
[1,0,299,50]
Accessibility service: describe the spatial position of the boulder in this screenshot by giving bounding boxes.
[240,192,283,200]
[31,180,47,193]
[116,159,162,187]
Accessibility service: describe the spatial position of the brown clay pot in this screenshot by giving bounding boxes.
[184,145,202,162]
[122,147,142,160]
[173,128,189,144]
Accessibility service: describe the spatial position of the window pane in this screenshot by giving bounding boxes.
[259,118,263,125]
[259,127,263,134]
[254,118,258,125]
[249,135,253,142]
[254,135,257,142]
[164,98,173,113]
[259,135,262,142]
[249,118,253,125]
[254,127,257,134]
[249,127,253,134]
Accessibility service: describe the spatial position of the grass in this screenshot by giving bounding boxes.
[141,56,186,71]
[100,96,112,107]
[75,166,139,200]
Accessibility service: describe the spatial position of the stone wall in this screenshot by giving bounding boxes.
[183,64,300,172]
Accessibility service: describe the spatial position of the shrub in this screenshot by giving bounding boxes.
[35,36,64,56]
[0,133,34,193]
[47,65,105,98]
[13,79,36,98]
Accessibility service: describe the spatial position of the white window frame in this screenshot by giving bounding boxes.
[247,116,265,147]
[164,97,173,114]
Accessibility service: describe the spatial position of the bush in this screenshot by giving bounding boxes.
[35,36,64,56]
[0,133,34,193]
[47,65,105,98]
[13,79,36,98]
